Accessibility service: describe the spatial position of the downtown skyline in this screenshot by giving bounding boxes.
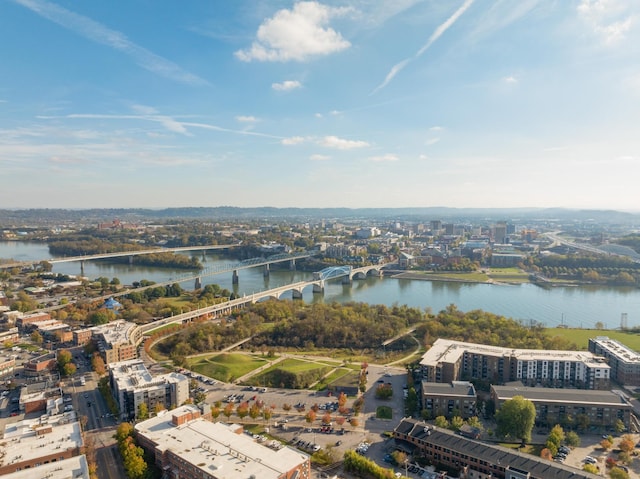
[1,0,639,211]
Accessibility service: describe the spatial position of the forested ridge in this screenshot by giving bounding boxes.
[155,300,576,361]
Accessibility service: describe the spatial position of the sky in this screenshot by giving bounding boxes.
[1,0,639,211]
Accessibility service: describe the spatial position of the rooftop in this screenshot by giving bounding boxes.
[491,385,632,407]
[109,359,187,391]
[135,406,309,479]
[1,455,89,479]
[93,319,137,346]
[590,336,640,364]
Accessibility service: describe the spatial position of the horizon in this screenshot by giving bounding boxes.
[1,1,639,210]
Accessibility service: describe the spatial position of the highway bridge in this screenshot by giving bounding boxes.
[0,243,240,269]
[544,232,640,263]
[136,262,394,340]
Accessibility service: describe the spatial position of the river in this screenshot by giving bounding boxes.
[1,241,639,329]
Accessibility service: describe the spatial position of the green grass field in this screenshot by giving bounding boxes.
[313,367,353,391]
[546,328,640,350]
[487,268,530,283]
[262,358,328,374]
[187,353,268,382]
[376,406,393,419]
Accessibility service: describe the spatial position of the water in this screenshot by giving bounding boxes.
[1,241,639,329]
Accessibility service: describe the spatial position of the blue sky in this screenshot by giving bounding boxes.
[1,0,638,210]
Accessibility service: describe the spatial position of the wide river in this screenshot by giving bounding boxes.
[1,241,639,329]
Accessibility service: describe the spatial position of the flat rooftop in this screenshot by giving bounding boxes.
[420,338,609,369]
[492,385,632,407]
[136,407,308,479]
[93,319,137,345]
[1,455,89,479]
[110,359,187,391]
[591,336,640,364]
[1,419,82,468]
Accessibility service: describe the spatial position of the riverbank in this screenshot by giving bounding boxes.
[389,271,523,286]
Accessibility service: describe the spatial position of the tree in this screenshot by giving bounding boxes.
[450,416,464,431]
[249,403,260,420]
[31,330,43,344]
[615,419,626,434]
[600,438,612,451]
[62,362,77,376]
[338,391,347,408]
[495,396,536,443]
[89,310,114,325]
[137,403,149,420]
[210,406,220,420]
[540,448,553,460]
[565,431,580,447]
[610,467,630,479]
[91,353,106,376]
[435,416,449,428]
[262,407,272,423]
[305,410,316,423]
[223,403,234,419]
[582,463,598,474]
[619,435,635,453]
[236,402,249,419]
[154,402,165,414]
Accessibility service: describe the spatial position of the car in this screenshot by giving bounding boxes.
[583,456,597,464]
[10,412,18,416]
[335,440,342,446]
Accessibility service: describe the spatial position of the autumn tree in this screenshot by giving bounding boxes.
[236,402,249,419]
[210,406,220,420]
[619,435,635,454]
[600,438,612,451]
[223,403,234,419]
[338,392,347,408]
[305,410,317,423]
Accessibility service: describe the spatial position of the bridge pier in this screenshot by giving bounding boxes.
[313,281,325,294]
[80,260,85,276]
[289,259,296,271]
[263,264,270,278]
[292,289,303,300]
[129,255,134,265]
[342,275,352,285]
[194,277,202,290]
[232,270,239,284]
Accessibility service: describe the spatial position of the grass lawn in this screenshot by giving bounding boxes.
[487,268,530,283]
[546,328,640,350]
[376,406,393,419]
[313,368,353,391]
[262,358,328,374]
[418,271,490,282]
[187,353,268,382]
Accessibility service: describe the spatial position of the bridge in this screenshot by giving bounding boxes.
[544,232,640,264]
[0,244,240,269]
[136,262,394,339]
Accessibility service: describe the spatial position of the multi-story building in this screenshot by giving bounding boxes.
[92,320,140,364]
[421,381,477,419]
[393,418,600,479]
[0,415,83,475]
[0,455,89,479]
[135,405,311,479]
[490,385,633,430]
[0,327,19,345]
[109,359,188,421]
[0,355,16,378]
[588,336,640,386]
[23,352,57,378]
[420,339,610,389]
[16,312,50,329]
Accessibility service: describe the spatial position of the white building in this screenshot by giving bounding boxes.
[135,405,311,479]
[109,359,189,421]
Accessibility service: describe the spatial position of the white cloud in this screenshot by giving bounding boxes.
[503,75,518,84]
[236,115,259,123]
[425,138,440,146]
[373,0,475,93]
[320,135,369,150]
[281,136,306,145]
[429,126,444,131]
[578,0,636,45]
[310,154,330,161]
[419,154,429,160]
[315,113,323,118]
[13,0,207,85]
[368,154,399,162]
[272,80,302,91]
[235,1,352,62]
[330,110,341,116]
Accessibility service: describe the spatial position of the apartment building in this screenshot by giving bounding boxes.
[490,385,633,431]
[393,418,600,479]
[421,381,477,419]
[109,359,188,421]
[135,405,311,479]
[420,339,610,389]
[92,320,140,364]
[588,336,640,386]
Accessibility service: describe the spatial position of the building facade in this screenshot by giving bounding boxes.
[490,385,633,431]
[91,320,141,364]
[588,336,640,386]
[420,339,610,390]
[421,381,477,419]
[109,359,189,421]
[135,406,311,479]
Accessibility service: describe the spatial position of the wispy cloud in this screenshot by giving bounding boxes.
[281,136,306,145]
[373,0,475,93]
[281,135,370,150]
[368,154,399,162]
[425,138,440,146]
[272,80,302,91]
[235,1,352,62]
[503,75,518,84]
[578,0,636,45]
[13,0,207,85]
[320,135,369,150]
[236,115,259,123]
[310,154,330,161]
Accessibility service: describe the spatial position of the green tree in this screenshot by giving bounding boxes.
[210,406,220,420]
[89,310,115,325]
[610,467,630,479]
[435,416,449,428]
[137,403,149,420]
[582,463,598,474]
[495,396,536,443]
[615,419,626,434]
[565,431,580,447]
[450,416,464,431]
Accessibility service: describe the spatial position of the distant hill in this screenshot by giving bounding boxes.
[0,206,638,224]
